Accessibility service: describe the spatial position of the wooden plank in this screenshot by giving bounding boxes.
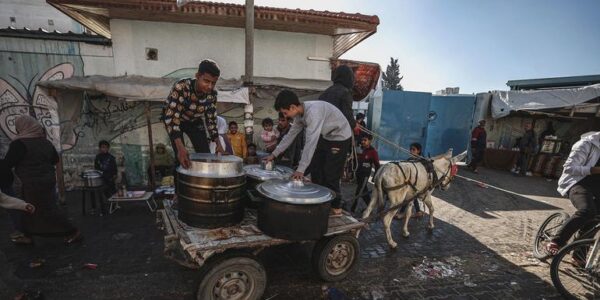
[162,200,363,253]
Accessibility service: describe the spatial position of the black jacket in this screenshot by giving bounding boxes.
[0,159,14,190]
[319,65,356,128]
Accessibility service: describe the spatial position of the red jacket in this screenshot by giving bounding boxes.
[471,126,487,148]
[357,146,380,172]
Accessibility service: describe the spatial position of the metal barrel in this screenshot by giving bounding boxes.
[177,172,245,228]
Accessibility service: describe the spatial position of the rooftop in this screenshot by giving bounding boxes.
[0,26,111,45]
[47,0,379,57]
[507,74,600,90]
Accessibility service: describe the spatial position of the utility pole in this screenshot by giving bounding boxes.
[244,0,255,143]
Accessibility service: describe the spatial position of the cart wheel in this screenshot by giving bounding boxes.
[196,252,266,300]
[312,234,360,282]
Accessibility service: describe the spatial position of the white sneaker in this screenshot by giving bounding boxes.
[526,171,533,176]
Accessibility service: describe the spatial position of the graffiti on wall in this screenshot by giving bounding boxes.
[59,93,165,187]
[0,63,74,154]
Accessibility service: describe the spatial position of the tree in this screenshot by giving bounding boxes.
[382,57,403,90]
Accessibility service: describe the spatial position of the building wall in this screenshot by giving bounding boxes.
[0,0,84,33]
[110,19,333,80]
[0,36,117,188]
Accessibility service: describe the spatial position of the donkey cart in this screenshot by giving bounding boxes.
[157,199,365,300]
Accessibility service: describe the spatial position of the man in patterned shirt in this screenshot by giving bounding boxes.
[162,60,224,168]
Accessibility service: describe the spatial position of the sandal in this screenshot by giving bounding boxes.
[64,230,83,245]
[546,241,560,256]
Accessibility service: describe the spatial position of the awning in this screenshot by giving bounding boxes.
[491,84,600,118]
[36,75,334,104]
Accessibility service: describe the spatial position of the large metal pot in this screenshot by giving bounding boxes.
[81,169,104,187]
[255,179,334,241]
[243,164,294,208]
[176,153,246,228]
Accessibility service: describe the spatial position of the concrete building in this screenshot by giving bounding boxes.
[1,0,380,188]
[47,0,379,81]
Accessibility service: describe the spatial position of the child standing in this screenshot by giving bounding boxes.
[244,143,260,165]
[396,143,425,219]
[94,140,118,200]
[351,135,380,213]
[261,118,279,153]
[227,121,247,159]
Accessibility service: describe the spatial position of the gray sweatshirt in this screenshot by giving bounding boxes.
[272,101,352,173]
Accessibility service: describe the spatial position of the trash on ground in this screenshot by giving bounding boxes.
[321,285,350,300]
[412,256,463,280]
[82,263,97,270]
[29,259,45,268]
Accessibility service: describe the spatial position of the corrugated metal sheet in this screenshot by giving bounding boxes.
[368,90,476,160]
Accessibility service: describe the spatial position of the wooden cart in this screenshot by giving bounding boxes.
[157,199,365,300]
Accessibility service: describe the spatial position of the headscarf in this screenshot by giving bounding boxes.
[14,115,45,140]
[217,116,228,135]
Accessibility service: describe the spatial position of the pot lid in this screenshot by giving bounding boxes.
[82,169,102,178]
[244,164,294,181]
[256,179,334,204]
[177,153,244,177]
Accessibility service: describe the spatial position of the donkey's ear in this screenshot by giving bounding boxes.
[451,151,468,164]
[445,148,453,158]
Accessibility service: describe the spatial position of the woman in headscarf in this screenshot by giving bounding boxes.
[4,115,81,244]
[209,116,233,154]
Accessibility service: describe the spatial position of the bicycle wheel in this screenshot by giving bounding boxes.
[533,212,570,259]
[550,239,600,300]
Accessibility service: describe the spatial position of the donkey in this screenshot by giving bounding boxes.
[361,149,466,249]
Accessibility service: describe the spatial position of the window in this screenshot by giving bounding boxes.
[48,19,54,26]
[146,48,158,61]
[10,17,16,23]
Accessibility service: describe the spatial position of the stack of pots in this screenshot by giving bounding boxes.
[81,169,103,188]
[176,153,245,228]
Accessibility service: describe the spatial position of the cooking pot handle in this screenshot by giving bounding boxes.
[246,190,262,203]
[211,189,230,203]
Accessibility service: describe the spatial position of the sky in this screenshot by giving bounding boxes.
[228,0,600,94]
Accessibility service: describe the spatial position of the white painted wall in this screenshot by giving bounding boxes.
[79,42,114,76]
[0,0,84,33]
[110,19,333,80]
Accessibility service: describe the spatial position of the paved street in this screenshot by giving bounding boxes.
[1,167,573,299]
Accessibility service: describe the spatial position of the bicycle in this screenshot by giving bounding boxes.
[533,212,600,260]
[550,233,600,299]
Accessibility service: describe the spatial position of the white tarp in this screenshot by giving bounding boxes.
[36,75,251,104]
[491,83,600,118]
[37,75,332,104]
